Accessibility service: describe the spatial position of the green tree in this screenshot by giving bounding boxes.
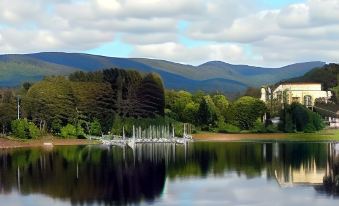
[182,102,199,123]
[28,121,41,138]
[136,73,165,117]
[197,96,218,129]
[291,103,309,131]
[11,119,40,139]
[174,91,193,121]
[76,123,85,138]
[0,90,16,135]
[232,96,267,130]
[212,94,229,119]
[90,119,102,136]
[23,77,76,131]
[103,68,142,117]
[111,116,123,136]
[192,91,206,103]
[279,106,295,133]
[71,82,115,133]
[279,103,324,133]
[60,124,77,138]
[312,112,325,131]
[0,103,16,134]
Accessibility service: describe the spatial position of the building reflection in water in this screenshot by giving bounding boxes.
[272,141,326,187]
[323,143,339,195]
[268,142,339,195]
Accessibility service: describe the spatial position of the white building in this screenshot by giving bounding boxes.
[261,82,332,107]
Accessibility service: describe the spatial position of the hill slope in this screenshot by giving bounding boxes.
[0,52,326,94]
[0,55,79,87]
[285,63,339,90]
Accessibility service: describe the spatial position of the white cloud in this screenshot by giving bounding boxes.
[94,0,122,12]
[309,0,339,24]
[0,0,339,66]
[132,42,248,65]
[277,4,310,28]
[0,0,43,24]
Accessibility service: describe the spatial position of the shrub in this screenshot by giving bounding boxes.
[279,103,325,133]
[28,122,41,138]
[60,124,77,138]
[51,119,62,134]
[111,116,124,136]
[217,123,241,133]
[304,122,316,133]
[266,124,279,133]
[76,123,86,138]
[11,119,27,139]
[90,119,102,136]
[251,120,267,133]
[11,119,40,139]
[312,112,325,130]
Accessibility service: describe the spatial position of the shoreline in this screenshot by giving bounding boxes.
[193,130,339,142]
[2,129,339,149]
[193,133,288,141]
[0,136,99,149]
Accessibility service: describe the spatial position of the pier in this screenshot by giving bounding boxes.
[87,123,193,148]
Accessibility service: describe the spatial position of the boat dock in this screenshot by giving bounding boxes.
[86,124,193,149]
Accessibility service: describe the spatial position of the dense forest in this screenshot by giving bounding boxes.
[0,68,165,138]
[165,90,267,132]
[0,65,329,139]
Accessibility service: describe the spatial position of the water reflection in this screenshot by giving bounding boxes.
[0,142,339,205]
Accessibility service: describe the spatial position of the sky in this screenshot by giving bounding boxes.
[0,0,339,67]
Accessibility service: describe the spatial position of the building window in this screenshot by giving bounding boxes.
[277,92,282,101]
[304,95,312,106]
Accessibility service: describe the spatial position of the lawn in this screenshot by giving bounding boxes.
[193,129,339,142]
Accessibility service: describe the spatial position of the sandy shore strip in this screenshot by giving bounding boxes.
[0,137,99,149]
[193,133,288,141]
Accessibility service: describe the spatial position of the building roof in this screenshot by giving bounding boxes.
[314,103,339,118]
[280,82,321,85]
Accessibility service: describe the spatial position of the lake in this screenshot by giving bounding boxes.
[0,141,339,206]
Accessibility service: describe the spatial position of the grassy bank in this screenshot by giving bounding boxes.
[0,135,99,149]
[2,129,339,149]
[193,129,339,142]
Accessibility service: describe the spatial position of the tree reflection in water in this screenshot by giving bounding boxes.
[0,142,339,205]
[323,143,339,196]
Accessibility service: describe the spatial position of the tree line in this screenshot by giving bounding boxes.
[165,89,326,133]
[165,90,267,133]
[0,67,328,139]
[0,68,165,138]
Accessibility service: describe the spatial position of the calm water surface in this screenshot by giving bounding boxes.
[0,141,339,206]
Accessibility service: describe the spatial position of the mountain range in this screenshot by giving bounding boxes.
[0,52,326,94]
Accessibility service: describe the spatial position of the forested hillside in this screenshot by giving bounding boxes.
[0,52,325,95]
[0,56,78,87]
[276,64,339,122]
[286,63,339,90]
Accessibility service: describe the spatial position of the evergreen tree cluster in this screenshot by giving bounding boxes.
[71,68,165,118]
[279,103,325,133]
[0,89,16,135]
[1,68,165,138]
